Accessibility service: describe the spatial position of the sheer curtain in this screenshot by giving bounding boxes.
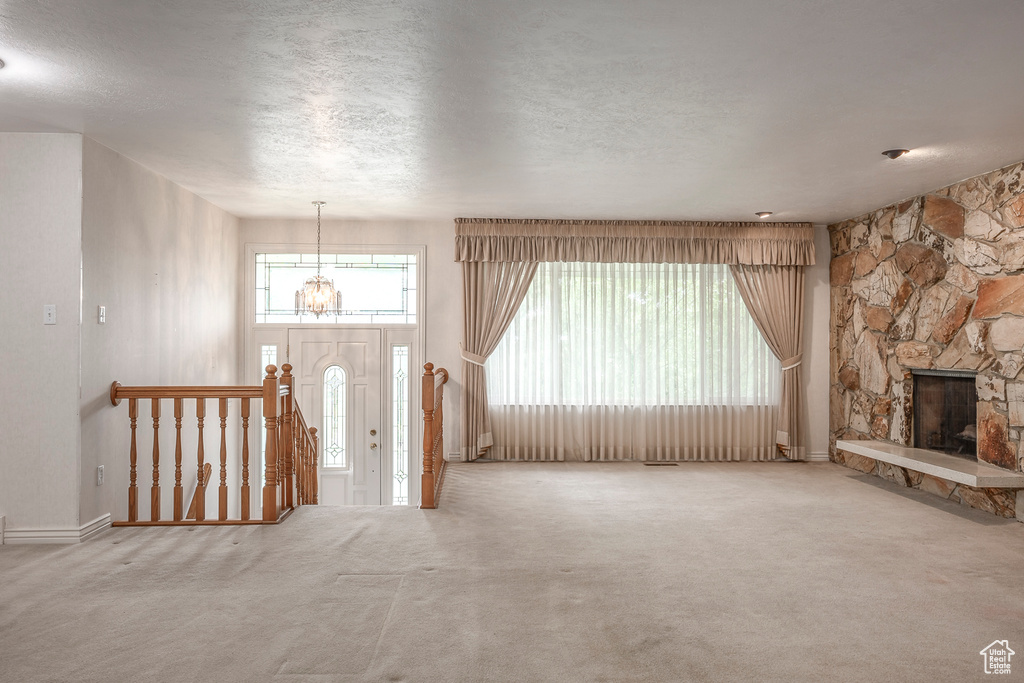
[487,262,780,461]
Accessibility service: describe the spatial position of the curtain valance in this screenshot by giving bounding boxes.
[455,218,816,266]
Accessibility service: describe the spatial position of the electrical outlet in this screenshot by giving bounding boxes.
[98,305,106,324]
[43,304,56,325]
[96,465,104,486]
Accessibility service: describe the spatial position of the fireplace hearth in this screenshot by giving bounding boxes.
[912,369,977,460]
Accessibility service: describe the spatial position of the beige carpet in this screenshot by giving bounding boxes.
[2,461,1023,682]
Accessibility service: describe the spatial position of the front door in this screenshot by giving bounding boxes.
[288,328,383,505]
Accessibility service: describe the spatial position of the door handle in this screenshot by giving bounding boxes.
[370,429,377,436]
[370,443,378,450]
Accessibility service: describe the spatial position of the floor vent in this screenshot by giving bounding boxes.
[643,462,679,467]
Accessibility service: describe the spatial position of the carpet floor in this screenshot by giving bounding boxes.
[2,461,1023,682]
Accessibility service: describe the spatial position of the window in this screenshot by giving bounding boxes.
[489,262,778,406]
[391,345,410,505]
[486,262,780,461]
[322,365,347,468]
[255,253,416,324]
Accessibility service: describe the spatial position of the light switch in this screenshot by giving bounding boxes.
[43,304,56,325]
[98,305,106,324]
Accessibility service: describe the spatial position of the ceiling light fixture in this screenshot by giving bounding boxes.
[882,149,910,160]
[755,211,773,219]
[0,58,5,69]
[295,201,341,318]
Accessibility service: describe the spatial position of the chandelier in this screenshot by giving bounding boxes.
[295,201,341,318]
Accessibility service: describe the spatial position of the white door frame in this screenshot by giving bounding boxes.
[243,242,426,512]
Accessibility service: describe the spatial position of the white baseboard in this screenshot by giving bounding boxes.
[807,451,830,462]
[4,513,112,545]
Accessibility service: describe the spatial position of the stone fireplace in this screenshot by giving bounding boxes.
[829,160,1024,519]
[911,369,976,459]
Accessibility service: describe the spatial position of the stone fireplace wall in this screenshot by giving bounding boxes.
[829,161,1024,518]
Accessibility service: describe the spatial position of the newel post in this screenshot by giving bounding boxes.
[280,363,295,510]
[310,427,319,505]
[262,365,280,522]
[421,363,436,509]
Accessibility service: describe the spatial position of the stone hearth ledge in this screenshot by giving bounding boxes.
[836,440,1024,488]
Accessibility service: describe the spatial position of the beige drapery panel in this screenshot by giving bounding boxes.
[730,265,806,460]
[461,261,539,460]
[455,218,815,265]
[457,218,814,461]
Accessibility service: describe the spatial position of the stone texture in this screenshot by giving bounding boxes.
[892,202,919,243]
[1008,382,1024,426]
[873,396,891,415]
[990,163,1024,206]
[890,381,912,445]
[999,195,1024,229]
[852,260,904,309]
[925,194,962,240]
[935,326,989,370]
[830,252,856,286]
[976,374,1006,402]
[829,386,845,432]
[870,415,889,439]
[838,365,860,391]
[864,305,894,333]
[944,263,980,293]
[854,332,890,395]
[988,316,1024,352]
[919,474,955,499]
[964,321,988,354]
[956,487,1004,516]
[914,284,954,342]
[895,341,934,369]
[891,278,915,314]
[843,453,877,474]
[930,295,974,345]
[850,222,869,249]
[854,251,878,277]
[995,353,1023,380]
[997,233,1024,273]
[895,243,947,288]
[977,401,1016,469]
[964,210,1007,241]
[973,274,1024,318]
[954,238,1001,275]
[950,179,990,212]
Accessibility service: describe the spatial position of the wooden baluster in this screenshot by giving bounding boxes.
[310,427,319,505]
[128,398,138,523]
[173,398,184,521]
[262,365,280,522]
[195,398,206,522]
[241,397,250,521]
[421,363,435,509]
[281,364,295,509]
[219,397,228,521]
[282,366,294,509]
[151,398,161,521]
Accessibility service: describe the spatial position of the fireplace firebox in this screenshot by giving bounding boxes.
[911,369,977,460]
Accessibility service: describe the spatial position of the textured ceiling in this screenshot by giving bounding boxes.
[2,1,1024,223]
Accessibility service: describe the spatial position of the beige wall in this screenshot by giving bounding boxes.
[79,138,242,524]
[805,225,832,458]
[0,133,84,530]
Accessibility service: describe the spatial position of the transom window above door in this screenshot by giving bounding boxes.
[255,253,417,324]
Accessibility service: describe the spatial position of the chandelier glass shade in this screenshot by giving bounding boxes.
[295,201,340,318]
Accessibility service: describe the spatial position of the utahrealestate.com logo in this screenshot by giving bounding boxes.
[980,640,1014,675]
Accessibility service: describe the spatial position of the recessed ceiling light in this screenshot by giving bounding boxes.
[0,58,5,69]
[755,211,773,219]
[882,149,910,160]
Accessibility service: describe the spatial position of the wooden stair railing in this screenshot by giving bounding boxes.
[420,363,449,509]
[109,364,319,526]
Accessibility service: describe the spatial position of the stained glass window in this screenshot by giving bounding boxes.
[255,253,417,324]
[392,346,410,505]
[323,365,347,468]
